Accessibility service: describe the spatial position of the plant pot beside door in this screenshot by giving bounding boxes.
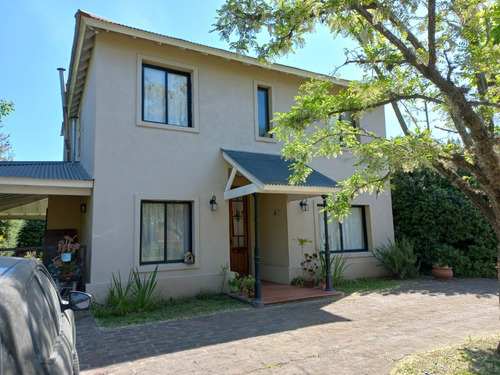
[432,266,453,280]
[304,279,315,288]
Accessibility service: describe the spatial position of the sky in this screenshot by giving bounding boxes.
[1,0,398,161]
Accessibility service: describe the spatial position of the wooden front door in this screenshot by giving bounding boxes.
[229,197,249,276]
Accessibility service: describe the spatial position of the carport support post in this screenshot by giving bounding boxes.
[253,192,263,301]
[322,195,334,292]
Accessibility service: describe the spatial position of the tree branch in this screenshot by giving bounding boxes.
[354,5,427,73]
[428,0,437,69]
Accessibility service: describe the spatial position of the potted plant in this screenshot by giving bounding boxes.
[301,252,319,287]
[316,276,326,290]
[59,260,79,276]
[57,235,80,261]
[228,272,240,293]
[432,264,453,280]
[239,275,255,297]
[290,276,306,287]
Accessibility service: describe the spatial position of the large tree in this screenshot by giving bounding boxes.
[215,0,500,336]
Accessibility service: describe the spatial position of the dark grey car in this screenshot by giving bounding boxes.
[0,256,91,374]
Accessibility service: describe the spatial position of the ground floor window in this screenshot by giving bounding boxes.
[140,201,192,264]
[318,205,367,252]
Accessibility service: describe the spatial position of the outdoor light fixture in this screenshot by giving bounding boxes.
[80,203,87,213]
[209,195,218,211]
[299,199,309,212]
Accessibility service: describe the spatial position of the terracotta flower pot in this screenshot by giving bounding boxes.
[304,279,315,288]
[432,266,453,280]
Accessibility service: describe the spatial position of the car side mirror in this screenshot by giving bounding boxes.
[68,291,92,311]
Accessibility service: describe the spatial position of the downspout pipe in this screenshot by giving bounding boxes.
[70,116,78,163]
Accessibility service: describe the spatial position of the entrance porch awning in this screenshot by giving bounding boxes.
[222,149,339,200]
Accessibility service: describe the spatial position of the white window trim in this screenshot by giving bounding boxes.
[254,80,277,143]
[134,194,200,271]
[136,54,199,133]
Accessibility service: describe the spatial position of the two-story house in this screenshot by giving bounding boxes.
[0,10,394,302]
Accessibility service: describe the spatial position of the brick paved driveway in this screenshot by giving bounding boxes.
[76,278,499,374]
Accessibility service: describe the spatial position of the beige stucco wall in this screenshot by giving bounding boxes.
[76,31,394,302]
[46,195,87,232]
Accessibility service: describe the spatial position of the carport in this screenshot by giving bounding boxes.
[0,161,93,290]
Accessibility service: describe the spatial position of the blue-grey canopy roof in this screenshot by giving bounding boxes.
[0,162,91,180]
[223,149,337,188]
[222,149,339,200]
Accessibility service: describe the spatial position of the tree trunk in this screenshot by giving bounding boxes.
[498,241,500,355]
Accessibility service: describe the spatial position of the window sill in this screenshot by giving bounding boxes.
[331,250,372,258]
[255,136,277,143]
[138,262,200,272]
[137,121,199,134]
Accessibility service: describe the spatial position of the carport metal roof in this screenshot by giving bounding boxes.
[0,162,93,216]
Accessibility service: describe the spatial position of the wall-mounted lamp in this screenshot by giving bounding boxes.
[80,203,87,213]
[299,199,309,212]
[209,195,218,211]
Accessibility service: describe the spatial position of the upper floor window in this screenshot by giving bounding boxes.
[254,81,275,141]
[258,87,270,137]
[318,205,368,252]
[142,64,192,127]
[333,111,359,146]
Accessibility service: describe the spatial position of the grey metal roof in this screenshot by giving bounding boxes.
[222,149,337,188]
[0,162,92,181]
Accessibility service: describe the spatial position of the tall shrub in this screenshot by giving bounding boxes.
[373,237,420,279]
[16,220,45,247]
[391,168,497,277]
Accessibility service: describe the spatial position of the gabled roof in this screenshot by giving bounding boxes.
[66,10,349,120]
[222,149,339,200]
[0,162,91,181]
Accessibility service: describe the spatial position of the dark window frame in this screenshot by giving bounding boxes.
[140,200,193,265]
[257,86,271,137]
[141,63,193,127]
[338,111,359,145]
[319,205,368,253]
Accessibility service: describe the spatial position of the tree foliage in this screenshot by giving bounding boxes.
[0,99,14,161]
[0,220,24,248]
[16,220,46,248]
[214,0,500,257]
[392,167,497,277]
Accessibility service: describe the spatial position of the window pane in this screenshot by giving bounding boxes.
[166,203,191,261]
[258,87,270,136]
[318,214,341,251]
[167,72,189,126]
[141,203,165,263]
[143,67,166,123]
[342,207,365,250]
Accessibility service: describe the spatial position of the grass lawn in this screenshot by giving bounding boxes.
[92,292,251,330]
[335,277,407,295]
[391,334,500,374]
[92,277,408,330]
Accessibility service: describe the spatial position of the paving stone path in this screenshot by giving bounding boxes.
[76,278,499,374]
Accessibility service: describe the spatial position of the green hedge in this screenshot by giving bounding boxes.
[16,220,45,248]
[391,168,497,277]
